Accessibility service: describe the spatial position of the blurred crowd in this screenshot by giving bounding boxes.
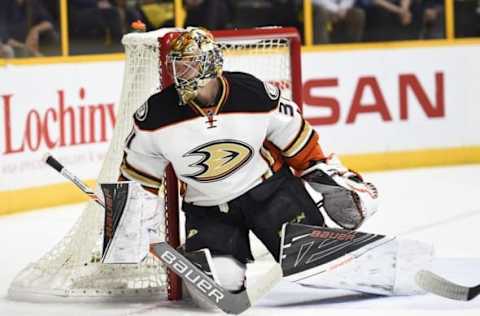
[1,0,480,58]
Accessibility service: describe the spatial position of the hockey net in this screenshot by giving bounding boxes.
[8,27,302,302]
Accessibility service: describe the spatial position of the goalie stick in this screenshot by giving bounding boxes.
[43,153,105,208]
[416,270,480,301]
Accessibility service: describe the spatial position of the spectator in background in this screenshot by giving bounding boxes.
[214,0,300,30]
[183,0,234,30]
[115,0,143,33]
[69,0,123,46]
[454,0,480,37]
[0,42,15,58]
[359,0,423,41]
[0,0,57,57]
[274,0,303,29]
[0,5,14,58]
[136,0,174,31]
[312,0,365,43]
[41,0,60,25]
[420,0,444,39]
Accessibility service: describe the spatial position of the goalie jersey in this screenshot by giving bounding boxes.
[121,71,325,206]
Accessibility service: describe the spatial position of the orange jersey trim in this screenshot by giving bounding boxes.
[262,141,285,173]
[285,132,326,170]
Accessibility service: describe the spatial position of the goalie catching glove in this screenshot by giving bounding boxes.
[301,154,378,230]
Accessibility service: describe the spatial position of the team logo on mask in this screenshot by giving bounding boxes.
[135,101,149,121]
[182,140,253,182]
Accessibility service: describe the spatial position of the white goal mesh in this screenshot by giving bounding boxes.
[8,27,301,302]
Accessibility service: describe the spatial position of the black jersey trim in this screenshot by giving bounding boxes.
[221,72,280,114]
[134,72,281,131]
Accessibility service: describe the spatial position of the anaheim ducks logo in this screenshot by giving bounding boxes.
[182,140,253,182]
[135,101,149,121]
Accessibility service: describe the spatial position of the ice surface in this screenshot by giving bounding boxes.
[1,165,480,316]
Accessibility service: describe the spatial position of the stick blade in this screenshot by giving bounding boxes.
[150,242,251,314]
[416,270,469,301]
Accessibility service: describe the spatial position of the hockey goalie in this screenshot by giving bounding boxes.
[101,27,434,309]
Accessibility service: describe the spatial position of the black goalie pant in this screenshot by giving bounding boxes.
[182,166,325,263]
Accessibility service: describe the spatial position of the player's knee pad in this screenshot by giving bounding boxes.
[212,255,246,292]
[183,251,246,310]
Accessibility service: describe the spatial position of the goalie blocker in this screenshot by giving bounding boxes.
[100,181,162,263]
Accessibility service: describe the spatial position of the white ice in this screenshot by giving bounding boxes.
[1,165,480,316]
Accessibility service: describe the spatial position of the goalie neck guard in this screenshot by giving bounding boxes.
[166,27,224,104]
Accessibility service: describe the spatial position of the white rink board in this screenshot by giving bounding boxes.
[301,45,480,154]
[0,61,123,190]
[1,45,480,192]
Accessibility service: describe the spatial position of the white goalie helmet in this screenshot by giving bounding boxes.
[166,27,224,104]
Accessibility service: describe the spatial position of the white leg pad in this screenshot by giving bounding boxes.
[394,239,434,295]
[101,181,162,263]
[296,238,434,296]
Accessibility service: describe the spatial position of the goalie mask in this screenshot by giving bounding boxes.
[166,27,224,104]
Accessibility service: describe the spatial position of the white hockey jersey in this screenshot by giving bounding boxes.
[120,72,325,206]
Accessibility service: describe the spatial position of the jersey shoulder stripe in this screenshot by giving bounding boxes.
[133,85,198,131]
[222,71,280,113]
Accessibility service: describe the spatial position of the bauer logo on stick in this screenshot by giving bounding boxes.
[158,249,226,303]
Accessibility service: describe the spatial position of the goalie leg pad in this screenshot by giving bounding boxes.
[295,238,434,296]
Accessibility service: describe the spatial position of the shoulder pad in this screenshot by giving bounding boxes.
[133,86,196,130]
[222,71,280,113]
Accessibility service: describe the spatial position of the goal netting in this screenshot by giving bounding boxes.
[8,27,302,302]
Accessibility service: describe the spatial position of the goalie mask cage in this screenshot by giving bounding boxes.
[8,27,303,302]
